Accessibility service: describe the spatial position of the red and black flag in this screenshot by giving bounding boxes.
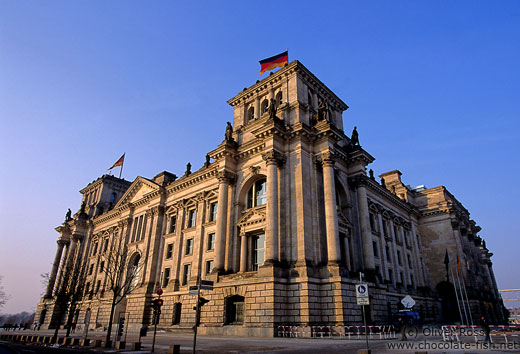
[109,153,125,170]
[259,50,288,75]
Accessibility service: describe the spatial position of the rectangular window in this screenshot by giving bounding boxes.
[252,234,265,271]
[209,202,218,222]
[99,261,104,273]
[207,233,215,251]
[372,241,379,258]
[386,245,392,262]
[169,215,177,234]
[410,274,414,287]
[163,268,170,288]
[172,303,182,325]
[166,243,173,259]
[382,219,389,237]
[407,254,412,268]
[188,210,196,228]
[394,225,399,239]
[92,242,98,256]
[139,215,147,241]
[369,213,377,232]
[182,264,191,285]
[131,216,138,242]
[185,239,193,255]
[89,263,94,275]
[388,269,393,283]
[400,271,404,284]
[103,239,109,253]
[85,282,90,295]
[206,260,214,275]
[397,250,402,266]
[95,280,101,293]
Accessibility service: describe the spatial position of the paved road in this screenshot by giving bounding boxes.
[2,329,519,353]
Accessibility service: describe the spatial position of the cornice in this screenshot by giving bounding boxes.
[166,168,218,195]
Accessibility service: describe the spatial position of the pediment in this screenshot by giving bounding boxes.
[338,211,352,228]
[237,207,266,228]
[114,177,161,208]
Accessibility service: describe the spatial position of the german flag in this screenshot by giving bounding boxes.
[259,51,288,75]
[109,153,125,170]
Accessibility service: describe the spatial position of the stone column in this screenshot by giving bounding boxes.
[45,239,67,298]
[356,181,375,270]
[255,97,260,119]
[321,152,341,264]
[262,151,284,264]
[65,234,81,272]
[214,171,233,273]
[239,231,247,273]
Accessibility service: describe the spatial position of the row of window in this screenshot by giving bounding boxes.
[165,233,215,260]
[167,202,218,234]
[158,295,244,326]
[372,241,414,268]
[90,238,109,257]
[369,213,413,248]
[374,265,415,287]
[131,214,146,243]
[246,92,284,122]
[162,259,215,288]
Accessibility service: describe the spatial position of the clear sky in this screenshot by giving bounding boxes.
[1,1,519,314]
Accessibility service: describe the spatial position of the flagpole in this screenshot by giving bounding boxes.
[455,269,469,326]
[119,153,125,179]
[461,275,473,326]
[450,268,464,325]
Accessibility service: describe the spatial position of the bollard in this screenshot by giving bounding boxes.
[169,344,181,354]
[115,341,126,349]
[80,338,90,347]
[94,339,103,347]
[131,342,142,350]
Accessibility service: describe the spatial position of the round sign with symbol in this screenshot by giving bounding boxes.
[357,285,367,294]
[156,288,163,296]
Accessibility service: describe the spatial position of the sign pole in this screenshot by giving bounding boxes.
[152,289,163,353]
[359,273,369,350]
[193,288,200,354]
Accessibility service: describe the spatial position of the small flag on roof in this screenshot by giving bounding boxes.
[109,153,125,170]
[259,50,288,75]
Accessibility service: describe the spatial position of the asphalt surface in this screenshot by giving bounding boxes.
[1,328,519,353]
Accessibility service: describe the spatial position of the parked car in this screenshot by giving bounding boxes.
[392,309,421,327]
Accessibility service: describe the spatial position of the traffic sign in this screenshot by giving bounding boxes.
[401,295,415,309]
[356,284,370,305]
[156,288,163,296]
[189,285,199,296]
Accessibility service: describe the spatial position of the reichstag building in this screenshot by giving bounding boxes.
[36,61,507,336]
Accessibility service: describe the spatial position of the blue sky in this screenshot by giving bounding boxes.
[1,1,519,313]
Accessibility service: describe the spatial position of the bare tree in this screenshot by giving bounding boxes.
[51,262,87,340]
[101,235,142,347]
[0,275,9,311]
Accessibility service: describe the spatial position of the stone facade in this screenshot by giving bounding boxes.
[35,61,507,336]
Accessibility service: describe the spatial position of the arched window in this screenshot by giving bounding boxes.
[128,253,141,289]
[225,295,245,324]
[247,179,266,208]
[275,91,283,107]
[247,106,255,122]
[261,99,268,114]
